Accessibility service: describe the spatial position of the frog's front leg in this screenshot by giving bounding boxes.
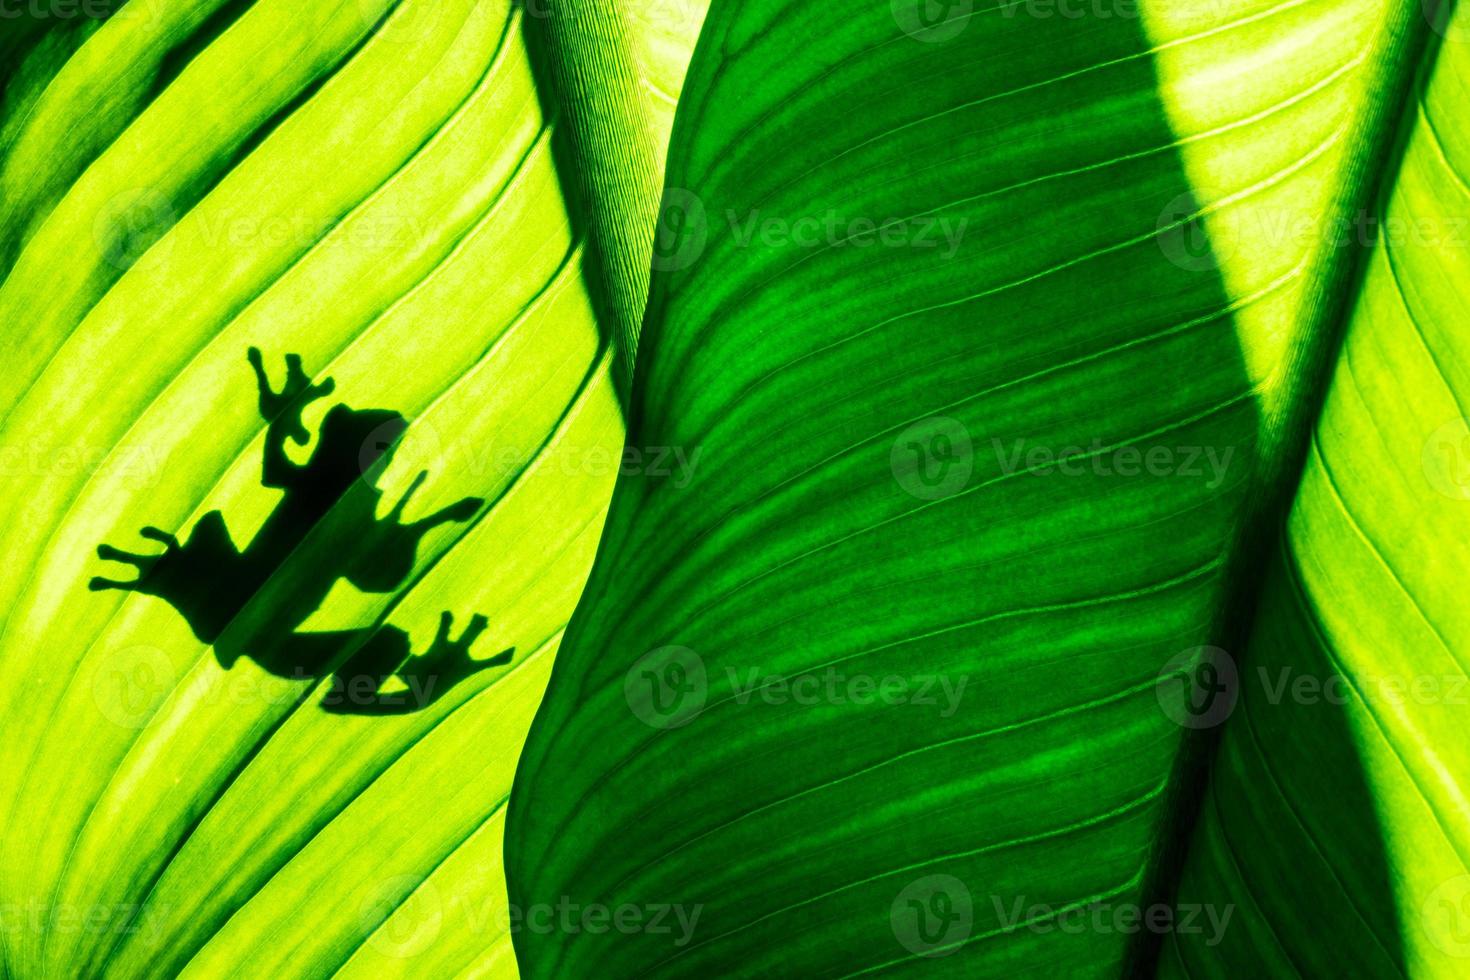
[247,348,335,488]
[88,526,178,592]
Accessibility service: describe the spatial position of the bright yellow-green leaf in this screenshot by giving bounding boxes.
[1166,11,1470,977]
[0,1,701,975]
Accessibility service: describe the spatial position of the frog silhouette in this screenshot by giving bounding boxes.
[89,347,512,714]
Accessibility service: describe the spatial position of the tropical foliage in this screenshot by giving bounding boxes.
[0,0,1466,977]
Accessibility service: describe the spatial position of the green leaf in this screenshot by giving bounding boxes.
[505,0,1456,976]
[6,0,1467,976]
[1165,14,1470,977]
[0,0,702,975]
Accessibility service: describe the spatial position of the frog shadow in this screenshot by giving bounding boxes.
[89,348,511,715]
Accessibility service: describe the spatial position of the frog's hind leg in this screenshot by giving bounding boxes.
[319,628,415,715]
[89,529,177,590]
[414,612,514,690]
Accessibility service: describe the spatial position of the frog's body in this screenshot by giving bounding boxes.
[90,349,510,714]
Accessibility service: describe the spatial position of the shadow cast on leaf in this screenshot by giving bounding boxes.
[89,348,512,716]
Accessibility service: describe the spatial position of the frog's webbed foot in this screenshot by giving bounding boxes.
[426,611,513,678]
[89,526,178,591]
[247,347,335,443]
